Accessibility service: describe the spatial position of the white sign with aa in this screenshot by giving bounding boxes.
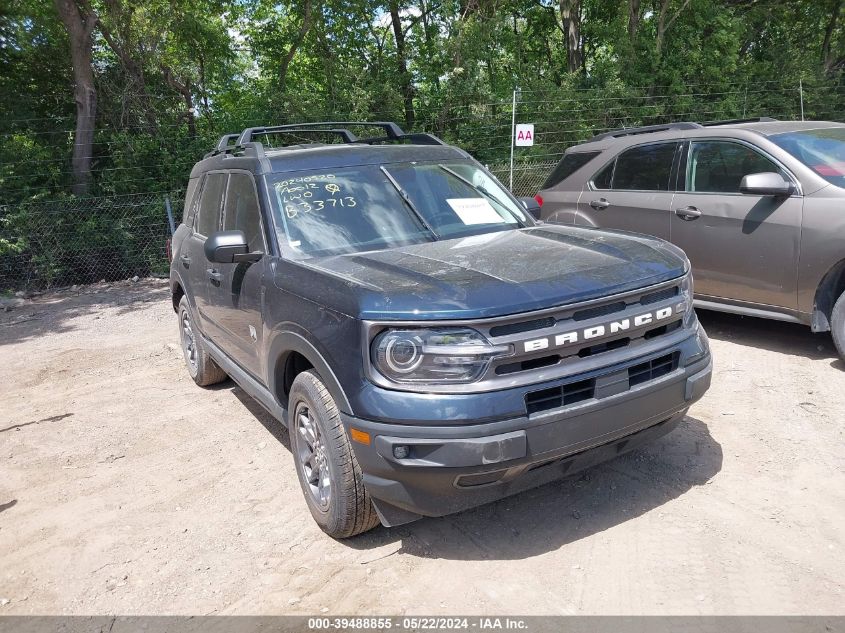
[515,123,534,146]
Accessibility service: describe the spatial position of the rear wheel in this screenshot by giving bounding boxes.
[289,370,380,538]
[178,296,227,387]
[831,291,845,360]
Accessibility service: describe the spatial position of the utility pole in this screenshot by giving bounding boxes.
[509,87,519,190]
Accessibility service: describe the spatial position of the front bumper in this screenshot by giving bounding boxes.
[343,355,712,527]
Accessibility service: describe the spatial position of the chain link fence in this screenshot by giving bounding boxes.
[0,191,183,291]
[0,162,556,292]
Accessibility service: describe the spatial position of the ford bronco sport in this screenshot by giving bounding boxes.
[536,119,845,359]
[170,122,712,538]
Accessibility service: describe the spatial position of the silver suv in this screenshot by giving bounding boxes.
[536,119,845,359]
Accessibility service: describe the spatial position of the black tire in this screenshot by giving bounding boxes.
[831,290,845,360]
[177,296,227,387]
[289,370,380,538]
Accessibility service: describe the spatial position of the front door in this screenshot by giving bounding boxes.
[575,141,678,240]
[670,139,802,310]
[204,172,267,378]
[190,171,228,331]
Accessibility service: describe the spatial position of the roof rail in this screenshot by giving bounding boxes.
[238,121,407,145]
[700,117,778,126]
[588,122,703,142]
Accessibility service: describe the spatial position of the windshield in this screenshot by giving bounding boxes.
[269,161,528,259]
[770,127,845,187]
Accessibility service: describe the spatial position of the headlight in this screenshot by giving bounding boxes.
[371,328,510,384]
[679,273,695,326]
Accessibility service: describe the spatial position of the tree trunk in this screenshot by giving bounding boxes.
[280,0,315,92]
[559,0,581,73]
[628,0,641,41]
[162,65,196,137]
[389,0,415,128]
[822,0,843,73]
[54,0,97,196]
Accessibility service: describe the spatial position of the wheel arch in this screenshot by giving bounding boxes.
[267,331,352,414]
[811,258,845,332]
[171,280,185,313]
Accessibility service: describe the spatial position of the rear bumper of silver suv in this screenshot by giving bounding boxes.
[343,327,711,527]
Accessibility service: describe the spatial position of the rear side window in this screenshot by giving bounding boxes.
[182,177,201,225]
[611,142,678,191]
[195,172,228,237]
[543,151,600,189]
[223,173,265,253]
[592,161,614,190]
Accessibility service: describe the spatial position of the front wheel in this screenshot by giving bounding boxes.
[830,291,845,360]
[289,370,380,538]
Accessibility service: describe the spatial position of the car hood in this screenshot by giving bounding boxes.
[290,225,687,320]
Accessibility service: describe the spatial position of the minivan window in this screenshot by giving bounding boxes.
[611,142,677,191]
[687,141,781,193]
[543,151,601,189]
[224,173,265,252]
[196,172,227,237]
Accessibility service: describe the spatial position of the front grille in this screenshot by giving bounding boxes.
[489,316,556,337]
[524,351,680,415]
[496,353,560,375]
[525,378,595,414]
[640,286,679,305]
[572,301,627,322]
[629,352,679,387]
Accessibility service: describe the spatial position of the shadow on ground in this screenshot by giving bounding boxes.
[697,308,838,362]
[0,280,170,346]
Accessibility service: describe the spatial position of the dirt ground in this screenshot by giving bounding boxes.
[0,279,843,615]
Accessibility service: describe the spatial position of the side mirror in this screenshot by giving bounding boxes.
[739,172,795,197]
[204,230,261,264]
[518,196,542,220]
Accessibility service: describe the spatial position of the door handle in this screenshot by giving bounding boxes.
[675,206,702,221]
[589,198,611,210]
[206,268,223,283]
[180,254,191,265]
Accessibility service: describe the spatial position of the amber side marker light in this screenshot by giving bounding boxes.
[350,428,371,445]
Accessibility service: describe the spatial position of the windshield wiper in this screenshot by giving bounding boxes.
[437,164,526,227]
[380,166,439,239]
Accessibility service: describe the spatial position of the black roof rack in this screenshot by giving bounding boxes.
[700,117,778,126]
[204,121,447,162]
[588,122,702,142]
[236,121,446,147]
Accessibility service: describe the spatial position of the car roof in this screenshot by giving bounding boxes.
[706,120,845,136]
[570,119,845,152]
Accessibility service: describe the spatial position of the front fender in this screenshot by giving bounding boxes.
[266,328,353,414]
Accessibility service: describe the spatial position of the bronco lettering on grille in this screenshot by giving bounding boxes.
[523,306,678,353]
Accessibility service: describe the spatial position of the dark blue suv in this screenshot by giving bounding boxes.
[170,122,712,538]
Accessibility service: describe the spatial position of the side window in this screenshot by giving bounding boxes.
[195,172,227,237]
[687,141,782,193]
[592,161,614,190]
[543,151,601,189]
[223,173,265,253]
[611,142,678,191]
[182,177,201,226]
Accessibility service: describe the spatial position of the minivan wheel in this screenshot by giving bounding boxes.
[177,296,227,387]
[288,370,380,538]
[831,291,845,361]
